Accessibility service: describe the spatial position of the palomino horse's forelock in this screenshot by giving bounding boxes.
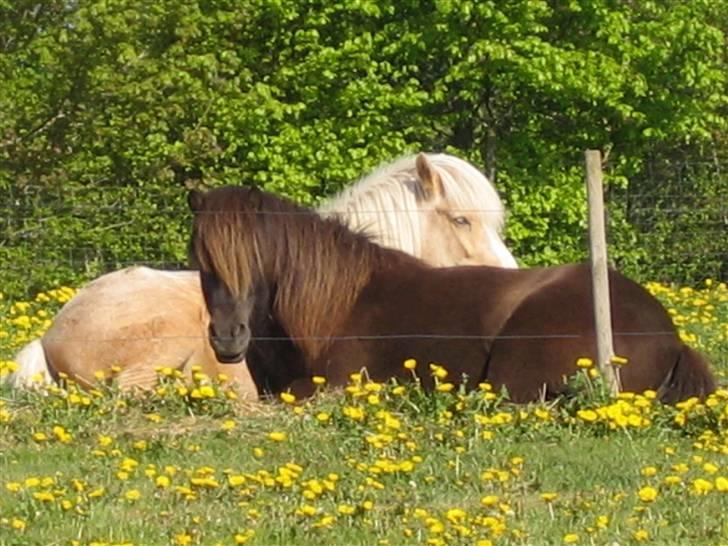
[192,188,385,360]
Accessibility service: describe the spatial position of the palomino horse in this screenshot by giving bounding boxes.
[8,153,517,392]
[187,175,716,404]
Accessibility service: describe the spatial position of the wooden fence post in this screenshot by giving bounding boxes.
[584,150,620,395]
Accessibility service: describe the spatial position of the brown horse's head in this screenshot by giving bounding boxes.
[187,185,386,361]
[198,270,257,363]
[188,188,268,363]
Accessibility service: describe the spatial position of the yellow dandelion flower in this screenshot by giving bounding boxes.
[173,533,193,546]
[663,475,682,486]
[563,533,579,544]
[343,405,365,421]
[124,489,141,501]
[32,491,55,502]
[403,358,417,370]
[312,515,335,528]
[610,355,629,366]
[312,375,326,385]
[637,486,658,502]
[480,495,499,507]
[280,392,296,404]
[338,503,356,515]
[445,508,466,523]
[576,357,593,368]
[429,363,448,379]
[297,504,318,517]
[692,478,713,494]
[540,492,558,503]
[633,529,649,541]
[268,431,287,442]
[577,409,598,422]
[234,530,255,544]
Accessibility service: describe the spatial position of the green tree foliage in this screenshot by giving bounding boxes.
[1,0,726,296]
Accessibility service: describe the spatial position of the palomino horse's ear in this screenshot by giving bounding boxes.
[415,153,444,201]
[187,189,205,212]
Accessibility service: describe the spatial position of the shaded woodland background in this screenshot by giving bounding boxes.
[1,0,726,297]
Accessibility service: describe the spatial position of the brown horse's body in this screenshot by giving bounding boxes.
[327,262,712,402]
[189,184,715,404]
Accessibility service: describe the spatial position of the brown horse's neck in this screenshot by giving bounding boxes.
[267,220,424,362]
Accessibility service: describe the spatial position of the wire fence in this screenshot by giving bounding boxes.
[605,156,727,283]
[1,157,727,300]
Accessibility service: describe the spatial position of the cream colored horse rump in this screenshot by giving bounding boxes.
[41,267,255,393]
[8,152,516,394]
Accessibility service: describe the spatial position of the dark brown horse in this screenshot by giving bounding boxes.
[187,184,715,404]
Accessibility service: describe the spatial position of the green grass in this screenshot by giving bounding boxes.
[2,377,728,546]
[0,280,727,546]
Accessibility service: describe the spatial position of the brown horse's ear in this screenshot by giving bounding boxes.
[415,153,444,201]
[187,189,205,212]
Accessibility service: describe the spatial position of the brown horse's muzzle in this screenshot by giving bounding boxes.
[208,322,250,364]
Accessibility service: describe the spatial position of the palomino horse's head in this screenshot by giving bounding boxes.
[412,154,517,268]
[319,152,518,268]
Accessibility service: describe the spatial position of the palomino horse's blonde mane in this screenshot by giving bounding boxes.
[318,153,507,258]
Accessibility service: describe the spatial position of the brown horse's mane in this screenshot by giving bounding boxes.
[191,186,423,359]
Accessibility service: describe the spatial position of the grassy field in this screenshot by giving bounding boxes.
[0,280,727,546]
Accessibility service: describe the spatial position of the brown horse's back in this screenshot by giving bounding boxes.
[483,264,715,403]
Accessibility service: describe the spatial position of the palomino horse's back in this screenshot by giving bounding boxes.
[38,266,258,394]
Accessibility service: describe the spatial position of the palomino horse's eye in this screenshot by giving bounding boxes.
[450,215,471,228]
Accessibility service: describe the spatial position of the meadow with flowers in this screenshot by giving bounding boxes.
[1,280,727,546]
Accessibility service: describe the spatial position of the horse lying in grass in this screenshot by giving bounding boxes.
[8,152,517,392]
[187,175,716,404]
